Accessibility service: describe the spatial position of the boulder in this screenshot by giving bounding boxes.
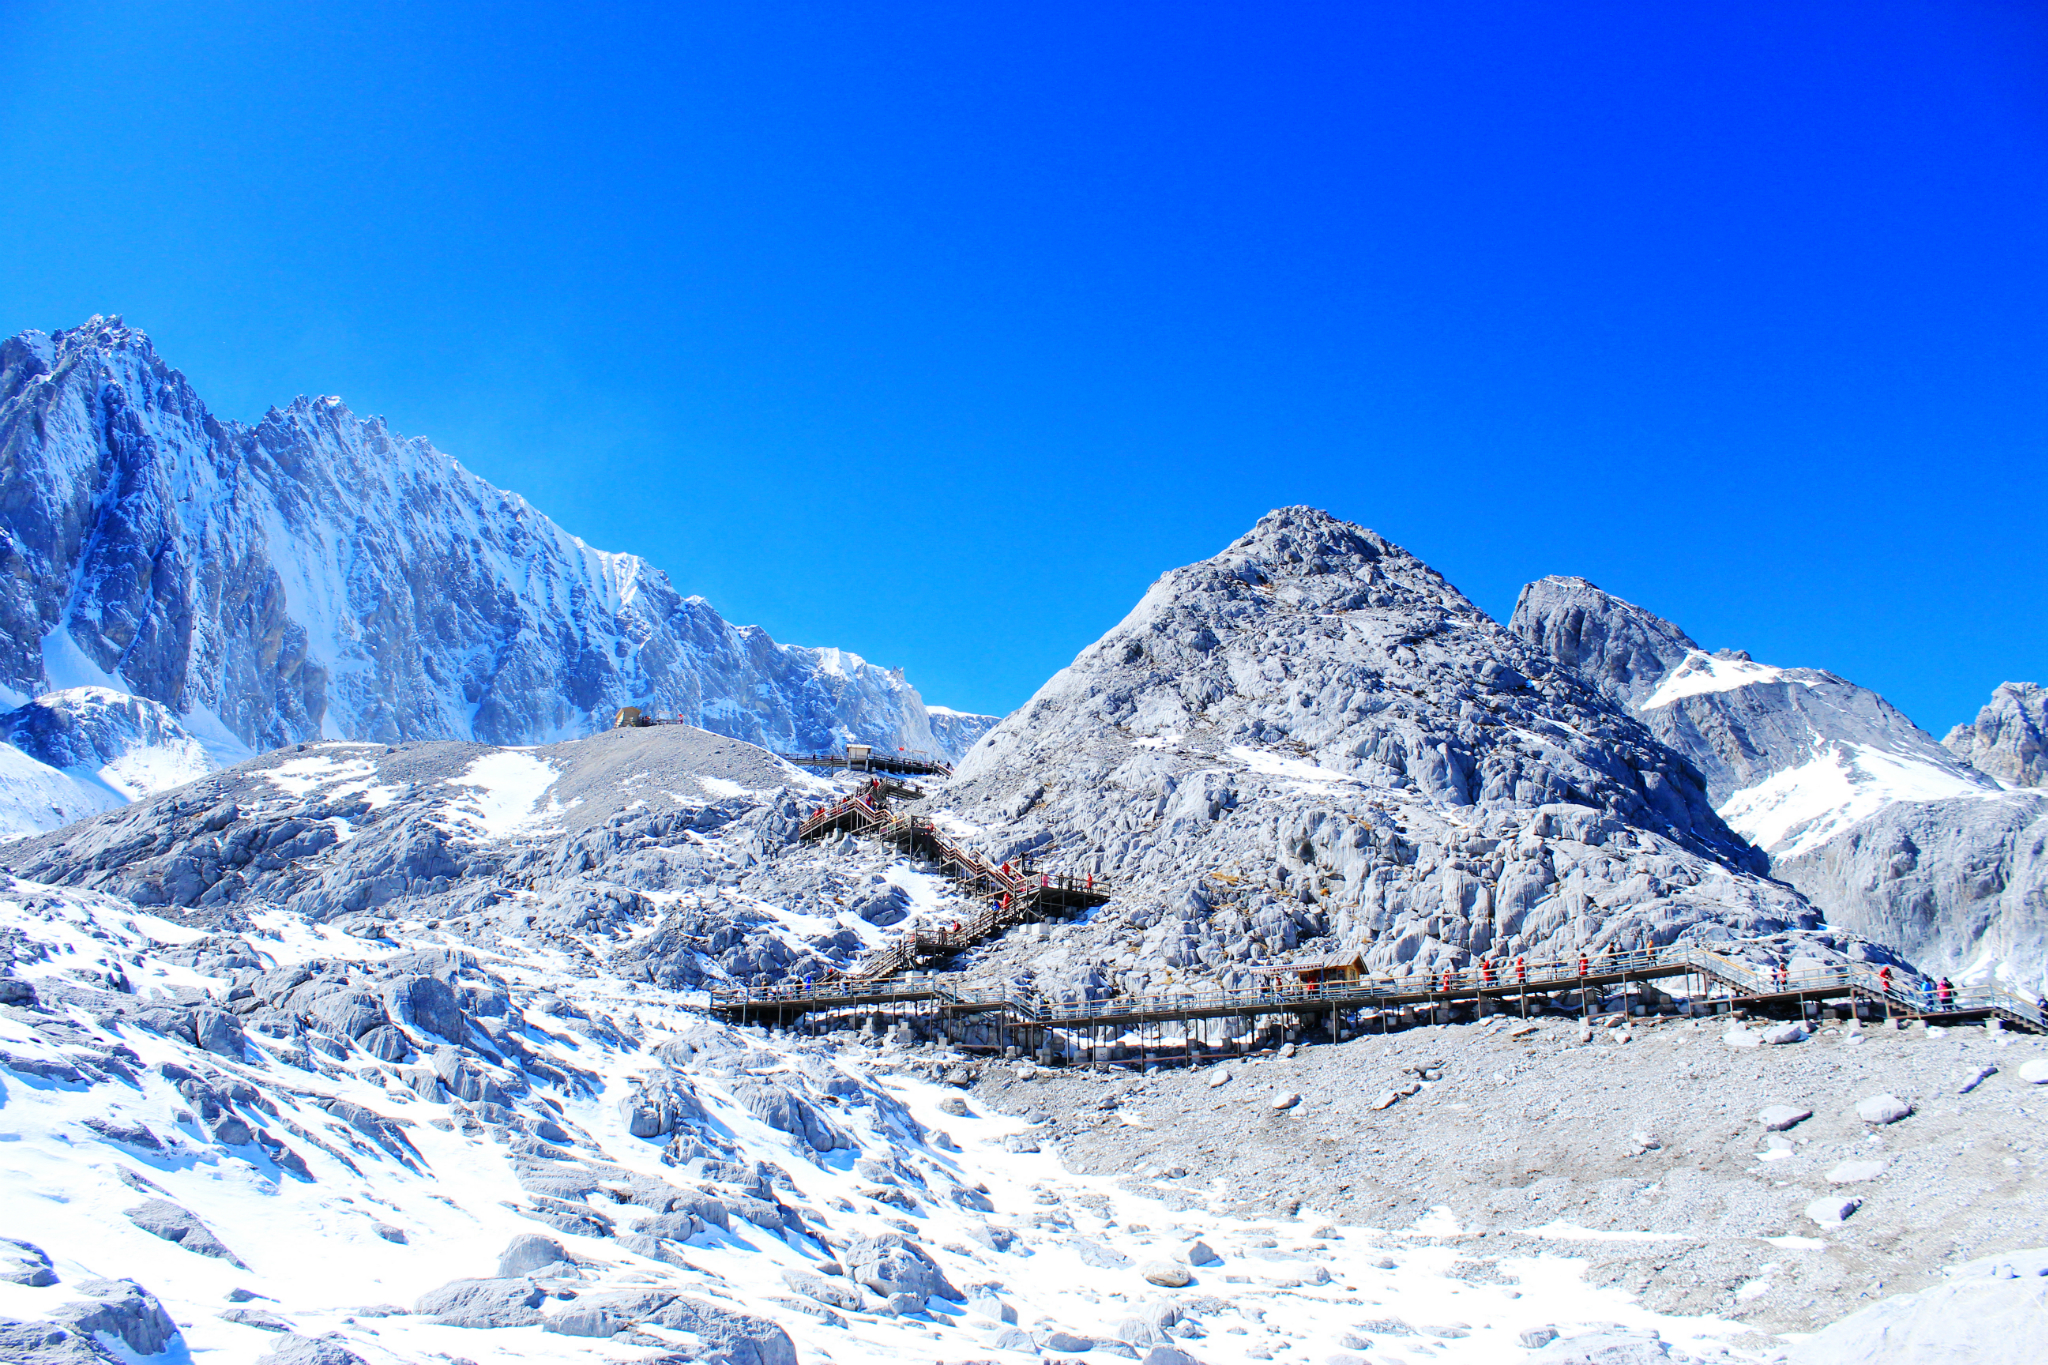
[1270,1091,1302,1111]
[938,1095,971,1117]
[1826,1160,1888,1184]
[413,1278,548,1328]
[1856,1094,1913,1125]
[841,1233,960,1302]
[1141,1260,1192,1287]
[48,1278,181,1358]
[124,1199,247,1267]
[1002,1134,1040,1154]
[255,1336,371,1365]
[1760,1022,1808,1045]
[619,1071,708,1138]
[1758,1104,1811,1131]
[1183,1240,1220,1266]
[1807,1196,1861,1227]
[1046,1330,1096,1351]
[783,1270,863,1312]
[991,1325,1037,1353]
[641,1297,798,1363]
[0,1238,56,1287]
[1530,1332,1683,1362]
[1142,1347,1199,1365]
[2018,1060,2048,1085]
[1792,1274,2048,1364]
[1074,1239,1130,1269]
[496,1233,571,1278]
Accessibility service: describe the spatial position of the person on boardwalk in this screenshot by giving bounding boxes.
[1938,977,1954,1009]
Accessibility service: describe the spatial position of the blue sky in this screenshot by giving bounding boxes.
[1,1,2042,729]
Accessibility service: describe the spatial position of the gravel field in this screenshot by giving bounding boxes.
[959,1008,2048,1336]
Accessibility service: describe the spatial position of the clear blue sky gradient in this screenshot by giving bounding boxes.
[2,2,2043,730]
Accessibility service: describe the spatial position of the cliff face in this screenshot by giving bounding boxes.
[0,317,985,763]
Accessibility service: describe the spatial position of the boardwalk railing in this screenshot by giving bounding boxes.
[795,783,1109,982]
[711,939,2047,1035]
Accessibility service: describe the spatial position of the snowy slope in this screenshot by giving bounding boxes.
[0,688,218,840]
[0,317,980,765]
[0,873,1831,1365]
[1511,576,2048,990]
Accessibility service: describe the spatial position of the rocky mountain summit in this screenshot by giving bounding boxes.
[940,508,1819,999]
[1511,576,2048,992]
[0,318,990,768]
[1945,682,2048,789]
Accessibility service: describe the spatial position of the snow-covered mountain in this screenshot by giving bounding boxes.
[0,687,218,839]
[1510,575,2048,991]
[940,508,1823,998]
[0,317,992,771]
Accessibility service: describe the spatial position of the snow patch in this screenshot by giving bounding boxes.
[1719,741,2003,857]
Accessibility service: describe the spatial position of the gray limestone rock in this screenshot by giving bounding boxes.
[413,1277,548,1328]
[944,509,1814,1002]
[124,1198,247,1267]
[254,1337,371,1365]
[496,1233,571,1278]
[841,1232,960,1302]
[0,1237,57,1286]
[1945,683,2048,789]
[1793,1274,2048,1365]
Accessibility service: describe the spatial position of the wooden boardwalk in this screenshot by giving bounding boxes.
[795,782,1110,982]
[711,940,2047,1039]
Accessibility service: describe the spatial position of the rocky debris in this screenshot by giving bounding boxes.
[841,1232,960,1303]
[1759,1105,1812,1131]
[1531,1331,1697,1363]
[1944,683,2048,789]
[1856,1094,1913,1125]
[123,1197,247,1267]
[1792,1270,2048,1364]
[0,1238,56,1287]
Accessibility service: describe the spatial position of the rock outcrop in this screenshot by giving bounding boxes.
[1945,683,2048,789]
[942,508,1817,996]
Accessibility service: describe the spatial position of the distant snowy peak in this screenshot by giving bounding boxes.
[0,687,216,839]
[1509,575,1986,810]
[1718,737,2002,859]
[1944,681,2048,789]
[0,317,980,765]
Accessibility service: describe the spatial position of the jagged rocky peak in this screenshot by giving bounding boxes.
[1510,575,1699,711]
[1508,575,1988,818]
[944,508,1813,990]
[1945,681,2047,789]
[0,317,984,765]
